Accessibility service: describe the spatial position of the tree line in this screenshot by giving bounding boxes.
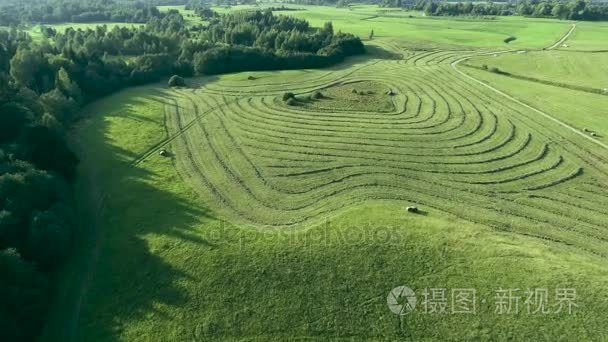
[381,0,608,21]
[0,0,162,26]
[0,6,363,341]
[1,28,78,341]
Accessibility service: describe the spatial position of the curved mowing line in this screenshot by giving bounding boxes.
[158,38,607,256]
[452,52,608,153]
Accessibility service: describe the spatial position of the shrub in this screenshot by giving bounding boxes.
[168,75,186,87]
[481,64,488,70]
[504,36,516,44]
[282,92,295,101]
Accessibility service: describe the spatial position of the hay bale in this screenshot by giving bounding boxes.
[590,132,597,137]
[247,75,257,80]
[406,206,419,213]
[352,88,358,94]
[282,92,295,101]
[286,98,297,106]
[387,88,396,96]
[159,149,168,157]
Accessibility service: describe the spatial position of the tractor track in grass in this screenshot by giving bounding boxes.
[450,23,608,153]
[451,56,608,152]
[130,97,240,167]
[545,23,576,50]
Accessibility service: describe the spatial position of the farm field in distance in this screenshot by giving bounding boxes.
[28,3,608,342]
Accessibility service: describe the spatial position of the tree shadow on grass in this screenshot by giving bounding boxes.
[43,85,224,342]
[365,44,404,60]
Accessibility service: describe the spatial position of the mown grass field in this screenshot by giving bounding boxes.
[46,4,608,341]
[215,4,571,48]
[64,78,608,340]
[462,66,608,139]
[556,21,608,51]
[467,50,608,89]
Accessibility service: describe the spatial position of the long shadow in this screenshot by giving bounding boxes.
[43,84,223,341]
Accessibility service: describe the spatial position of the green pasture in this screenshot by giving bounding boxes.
[558,21,608,51]
[467,50,608,89]
[462,66,608,140]
[40,5,608,341]
[216,4,571,49]
[49,81,608,340]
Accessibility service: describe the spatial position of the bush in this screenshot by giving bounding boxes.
[481,64,488,70]
[282,92,295,101]
[504,36,516,44]
[168,75,186,87]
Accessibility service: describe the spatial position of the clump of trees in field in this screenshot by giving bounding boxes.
[0,6,364,340]
[168,75,186,87]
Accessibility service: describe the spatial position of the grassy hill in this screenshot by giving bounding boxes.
[43,4,608,341]
[61,82,608,340]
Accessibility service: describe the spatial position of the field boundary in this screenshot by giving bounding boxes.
[451,55,608,151]
[545,23,576,50]
[461,63,608,96]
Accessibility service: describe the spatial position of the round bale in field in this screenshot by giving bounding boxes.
[406,206,419,213]
[159,148,168,157]
[282,92,295,101]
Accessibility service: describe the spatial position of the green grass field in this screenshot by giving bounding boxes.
[467,50,608,89]
[214,4,571,48]
[557,21,608,51]
[43,5,608,341]
[157,5,207,25]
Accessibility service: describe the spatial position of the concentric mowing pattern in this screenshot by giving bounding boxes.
[164,46,608,256]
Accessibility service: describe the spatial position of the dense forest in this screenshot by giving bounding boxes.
[0,29,78,341]
[0,2,364,340]
[0,0,163,26]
